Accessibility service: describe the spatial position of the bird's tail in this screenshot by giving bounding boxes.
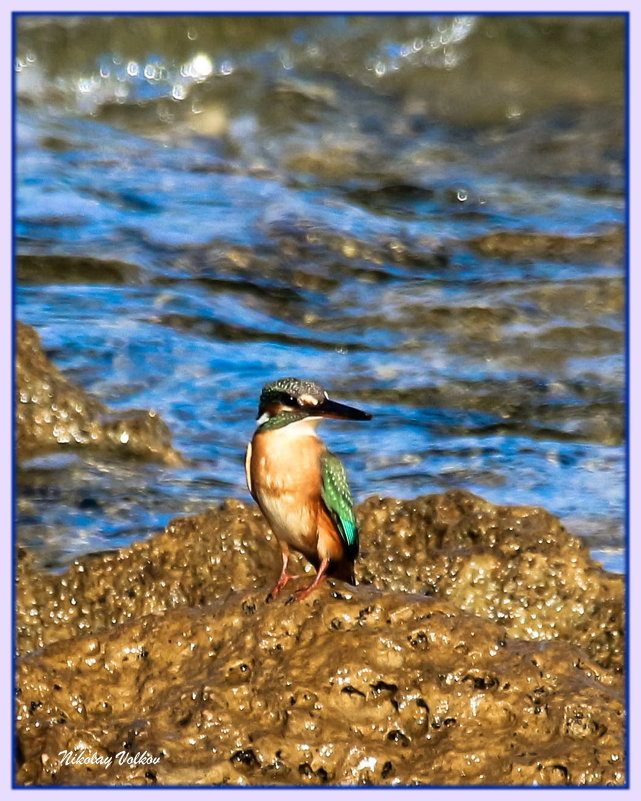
[327,558,356,586]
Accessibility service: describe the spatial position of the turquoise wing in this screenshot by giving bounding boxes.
[320,450,359,559]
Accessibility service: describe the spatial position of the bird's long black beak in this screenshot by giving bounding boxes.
[317,397,372,421]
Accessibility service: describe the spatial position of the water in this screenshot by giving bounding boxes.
[15,14,626,572]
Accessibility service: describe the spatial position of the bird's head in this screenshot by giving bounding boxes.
[256,377,371,428]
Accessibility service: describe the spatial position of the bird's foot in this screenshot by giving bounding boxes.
[291,574,327,602]
[265,572,297,603]
[288,557,330,602]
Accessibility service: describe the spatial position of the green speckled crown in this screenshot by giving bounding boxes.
[256,377,326,429]
[259,377,325,407]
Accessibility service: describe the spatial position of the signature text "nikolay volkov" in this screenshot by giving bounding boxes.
[58,749,161,769]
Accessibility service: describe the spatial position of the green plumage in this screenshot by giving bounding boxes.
[320,450,359,560]
[258,410,308,431]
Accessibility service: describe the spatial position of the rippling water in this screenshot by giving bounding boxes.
[15,14,626,572]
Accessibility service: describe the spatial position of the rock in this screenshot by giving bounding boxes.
[16,492,623,673]
[466,226,623,265]
[15,490,625,785]
[16,583,624,786]
[357,492,623,673]
[16,322,181,465]
[17,254,141,286]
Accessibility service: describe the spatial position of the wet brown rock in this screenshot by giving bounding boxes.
[466,226,623,265]
[17,253,141,286]
[517,276,623,319]
[16,490,625,785]
[16,321,181,465]
[358,492,624,674]
[17,491,624,670]
[16,583,624,786]
[16,499,273,656]
[16,491,623,674]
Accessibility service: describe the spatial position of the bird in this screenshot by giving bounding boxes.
[245,377,372,602]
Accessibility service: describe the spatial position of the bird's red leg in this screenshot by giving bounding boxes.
[294,556,330,601]
[266,546,296,602]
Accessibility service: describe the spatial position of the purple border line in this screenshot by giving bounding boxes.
[2,2,638,12]
[2,3,636,798]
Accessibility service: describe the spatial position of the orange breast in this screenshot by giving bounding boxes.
[249,426,324,560]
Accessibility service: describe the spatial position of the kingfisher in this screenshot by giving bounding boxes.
[245,377,372,602]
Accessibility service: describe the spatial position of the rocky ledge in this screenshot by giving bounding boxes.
[17,321,181,465]
[16,490,625,786]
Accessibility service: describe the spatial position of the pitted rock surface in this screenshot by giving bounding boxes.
[17,583,623,786]
[357,492,623,673]
[17,492,623,673]
[16,491,625,785]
